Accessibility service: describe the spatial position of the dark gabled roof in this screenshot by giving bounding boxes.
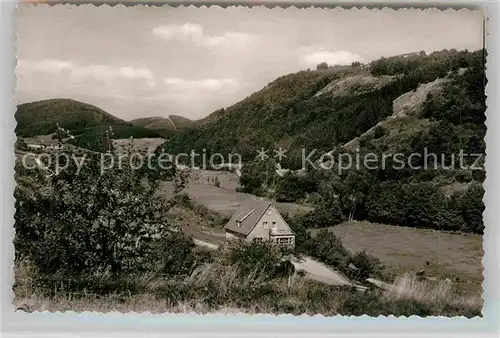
[224,199,272,236]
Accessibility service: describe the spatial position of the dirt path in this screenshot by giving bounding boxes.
[290,256,365,289]
[193,239,219,250]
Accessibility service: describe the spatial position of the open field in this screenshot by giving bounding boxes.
[309,221,483,287]
[160,169,313,218]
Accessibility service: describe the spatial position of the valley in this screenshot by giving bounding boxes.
[13,47,486,316]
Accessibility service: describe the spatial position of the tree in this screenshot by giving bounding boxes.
[295,201,345,229]
[316,62,329,70]
[15,138,28,151]
[239,158,276,195]
[275,172,319,203]
[322,170,374,221]
[454,183,485,233]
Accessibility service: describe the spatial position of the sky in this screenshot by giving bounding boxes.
[16,5,484,120]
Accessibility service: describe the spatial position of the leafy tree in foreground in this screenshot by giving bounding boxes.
[14,128,186,275]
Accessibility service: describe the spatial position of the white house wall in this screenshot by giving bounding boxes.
[246,205,293,242]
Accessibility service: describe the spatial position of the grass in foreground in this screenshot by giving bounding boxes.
[14,260,481,317]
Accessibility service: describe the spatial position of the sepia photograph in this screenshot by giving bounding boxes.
[13,5,486,317]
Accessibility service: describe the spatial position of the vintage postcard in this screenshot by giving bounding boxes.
[13,5,485,317]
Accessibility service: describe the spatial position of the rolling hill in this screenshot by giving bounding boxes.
[15,98,124,137]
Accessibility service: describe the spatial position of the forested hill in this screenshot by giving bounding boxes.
[163,49,485,166]
[15,98,124,137]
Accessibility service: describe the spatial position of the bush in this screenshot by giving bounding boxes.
[227,241,285,277]
[373,125,386,139]
[151,232,197,276]
[347,250,381,280]
[295,202,345,229]
[305,230,351,271]
[285,214,309,253]
[15,138,29,151]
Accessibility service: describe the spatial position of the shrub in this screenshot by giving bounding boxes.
[347,250,381,280]
[151,232,197,276]
[295,201,345,229]
[285,214,309,253]
[373,125,386,139]
[15,138,29,151]
[227,241,285,277]
[305,230,351,271]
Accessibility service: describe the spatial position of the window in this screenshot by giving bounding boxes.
[272,221,277,228]
[253,237,264,243]
[263,221,268,229]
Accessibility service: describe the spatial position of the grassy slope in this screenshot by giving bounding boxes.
[130,116,194,137]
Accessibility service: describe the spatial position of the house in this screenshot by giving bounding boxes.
[224,199,295,247]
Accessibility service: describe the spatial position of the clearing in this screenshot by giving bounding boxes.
[160,169,313,218]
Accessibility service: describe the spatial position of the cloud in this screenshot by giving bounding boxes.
[19,59,75,74]
[19,59,156,87]
[71,65,156,87]
[163,77,237,90]
[203,32,257,48]
[152,23,203,42]
[301,49,364,66]
[153,23,257,49]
